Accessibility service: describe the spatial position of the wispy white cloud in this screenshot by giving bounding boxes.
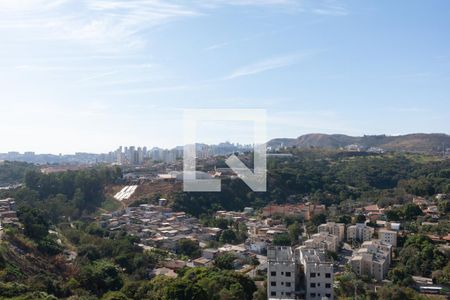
[312,0,349,16]
[0,0,348,53]
[204,42,231,51]
[101,82,210,95]
[225,53,312,79]
[0,0,67,12]
[0,0,200,51]
[387,107,431,113]
[195,0,299,9]
[14,64,70,71]
[210,0,297,7]
[75,70,118,83]
[389,72,433,80]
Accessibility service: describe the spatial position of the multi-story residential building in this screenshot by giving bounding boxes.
[304,232,339,253]
[267,246,298,299]
[267,246,335,300]
[318,222,345,243]
[347,223,374,243]
[350,240,392,281]
[378,229,397,247]
[298,247,334,300]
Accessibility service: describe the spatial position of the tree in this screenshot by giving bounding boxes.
[386,209,402,221]
[377,285,421,300]
[437,200,450,214]
[312,213,326,226]
[432,261,450,285]
[252,283,267,300]
[73,188,86,211]
[220,229,237,244]
[334,269,367,299]
[398,235,448,276]
[24,170,41,190]
[182,268,256,300]
[355,213,366,223]
[147,275,175,299]
[214,218,230,230]
[288,222,301,244]
[388,267,413,286]
[165,279,208,300]
[17,207,49,240]
[273,233,291,246]
[37,235,63,256]
[403,203,423,220]
[214,253,236,270]
[219,283,246,300]
[101,291,128,300]
[337,215,351,224]
[176,239,201,259]
[78,260,123,296]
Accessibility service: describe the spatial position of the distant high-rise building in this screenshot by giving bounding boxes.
[137,147,144,164]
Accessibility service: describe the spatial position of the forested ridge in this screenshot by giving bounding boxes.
[173,150,450,217]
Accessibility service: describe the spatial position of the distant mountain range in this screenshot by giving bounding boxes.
[268,133,450,153]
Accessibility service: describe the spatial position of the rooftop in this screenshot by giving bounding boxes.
[267,246,294,262]
[298,247,331,264]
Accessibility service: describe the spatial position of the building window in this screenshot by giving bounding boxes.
[286,292,291,297]
[271,271,276,276]
[325,273,331,278]
[285,272,291,277]
[286,282,291,287]
[310,293,316,298]
[271,292,276,296]
[310,283,316,288]
[326,294,331,298]
[326,283,331,288]
[271,281,276,286]
[310,272,316,278]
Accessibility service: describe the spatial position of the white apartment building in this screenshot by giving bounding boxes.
[304,232,339,253]
[347,223,374,243]
[318,222,345,243]
[298,247,334,300]
[378,229,397,247]
[350,240,392,281]
[267,246,298,299]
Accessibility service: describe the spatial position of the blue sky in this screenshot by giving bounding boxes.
[0,0,449,154]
